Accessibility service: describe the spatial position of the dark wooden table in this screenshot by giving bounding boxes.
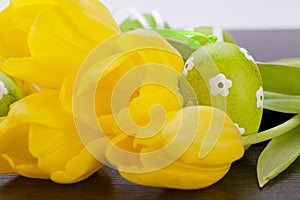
[1,30,300,200]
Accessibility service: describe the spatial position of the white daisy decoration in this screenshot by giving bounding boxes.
[239,48,256,64]
[209,73,232,97]
[183,57,195,76]
[256,86,264,108]
[234,123,245,135]
[0,81,8,100]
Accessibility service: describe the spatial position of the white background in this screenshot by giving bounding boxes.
[1,0,300,30]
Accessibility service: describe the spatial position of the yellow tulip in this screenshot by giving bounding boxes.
[104,106,244,190]
[0,0,120,90]
[0,91,104,183]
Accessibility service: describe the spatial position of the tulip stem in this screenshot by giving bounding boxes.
[242,114,300,146]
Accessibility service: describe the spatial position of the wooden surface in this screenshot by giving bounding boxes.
[1,30,300,200]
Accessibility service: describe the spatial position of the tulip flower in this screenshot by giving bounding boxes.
[0,0,120,90]
[104,106,244,189]
[0,91,104,183]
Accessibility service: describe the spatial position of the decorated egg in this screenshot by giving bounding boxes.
[0,70,23,116]
[179,42,263,135]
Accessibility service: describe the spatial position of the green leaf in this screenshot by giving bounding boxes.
[166,38,195,60]
[257,63,300,95]
[264,91,300,113]
[257,125,300,187]
[273,58,300,67]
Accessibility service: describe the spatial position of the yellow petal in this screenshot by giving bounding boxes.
[83,50,181,117]
[170,106,244,165]
[1,154,49,179]
[59,73,76,114]
[139,106,243,166]
[0,129,35,167]
[0,116,5,122]
[129,86,182,125]
[59,54,118,115]
[9,0,57,31]
[1,56,79,89]
[0,155,14,173]
[0,7,30,57]
[118,29,179,55]
[0,117,30,153]
[8,91,74,128]
[105,132,144,169]
[28,124,82,174]
[0,0,57,58]
[0,117,47,177]
[10,0,57,14]
[0,28,29,58]
[138,50,183,73]
[28,0,119,61]
[94,53,145,116]
[66,52,145,119]
[119,162,231,190]
[50,139,104,184]
[92,30,183,78]
[97,114,116,135]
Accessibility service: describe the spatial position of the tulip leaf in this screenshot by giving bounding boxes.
[257,125,300,187]
[273,58,300,67]
[264,91,300,113]
[166,38,195,61]
[257,63,300,95]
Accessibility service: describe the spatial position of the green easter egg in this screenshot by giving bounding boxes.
[180,42,263,135]
[0,70,23,116]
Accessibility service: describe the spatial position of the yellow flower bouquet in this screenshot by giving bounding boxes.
[0,0,299,190]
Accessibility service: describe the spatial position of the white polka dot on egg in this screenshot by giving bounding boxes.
[183,56,195,76]
[256,86,264,108]
[234,123,245,135]
[209,73,232,97]
[0,81,8,100]
[239,48,256,64]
